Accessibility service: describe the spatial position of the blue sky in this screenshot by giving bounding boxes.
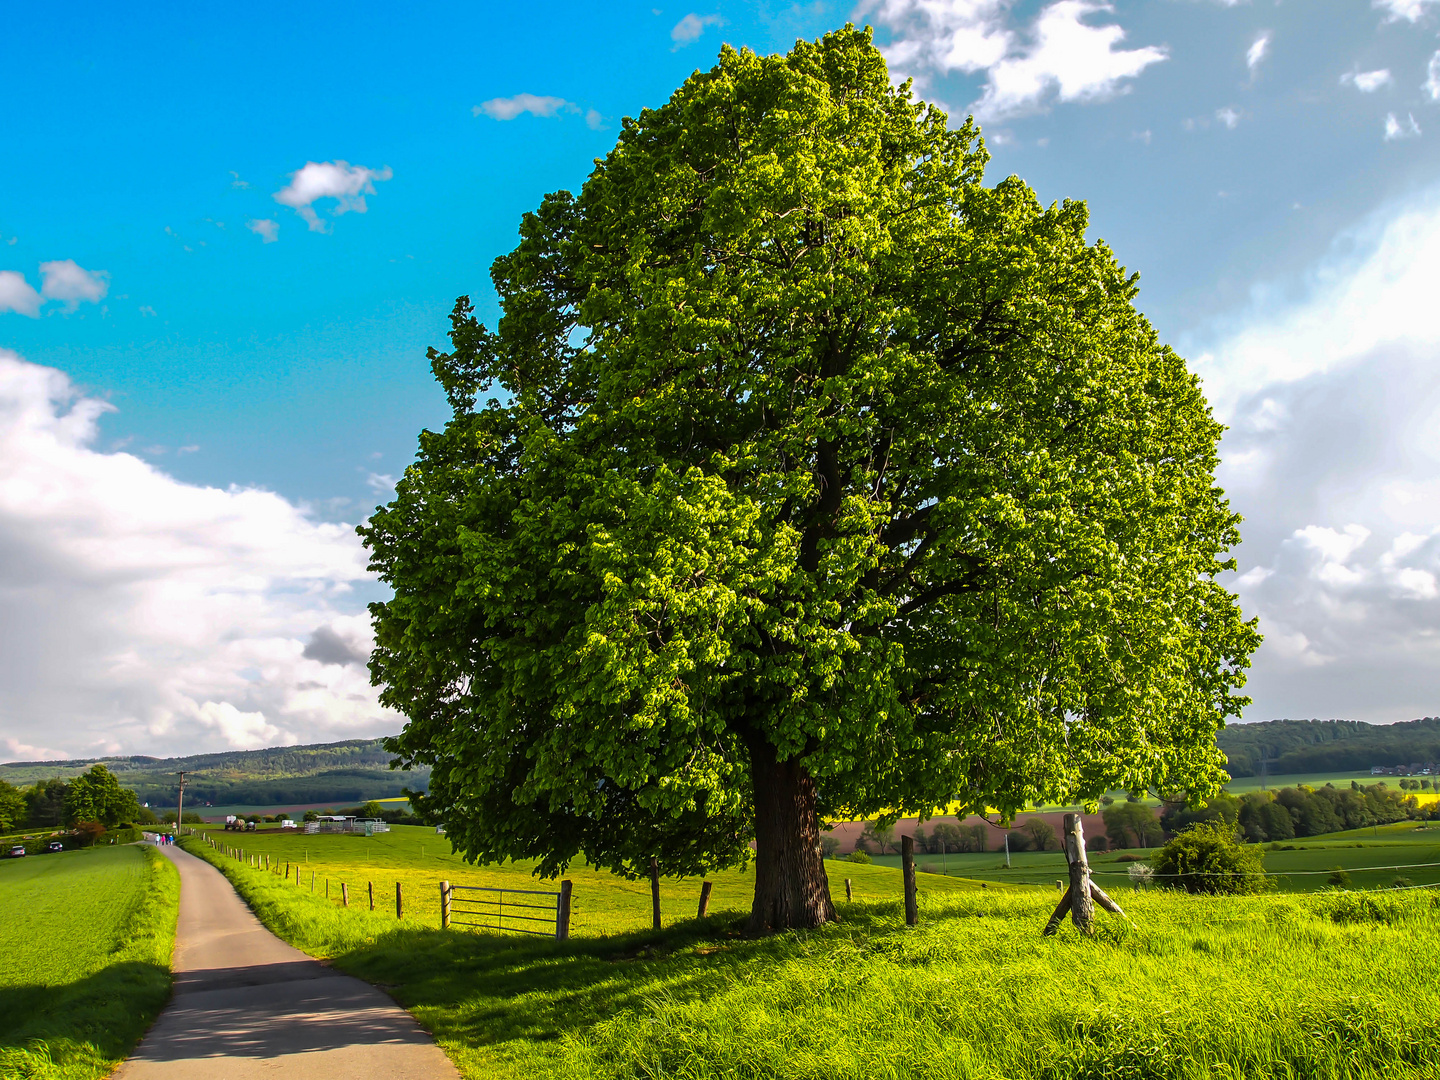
[4,1,1440,758]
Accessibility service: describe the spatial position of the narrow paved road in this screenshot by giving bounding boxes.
[116,842,458,1080]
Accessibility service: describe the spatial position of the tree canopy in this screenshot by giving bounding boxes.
[364,26,1258,930]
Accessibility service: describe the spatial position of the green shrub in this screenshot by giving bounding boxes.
[845,850,871,864]
[1327,867,1352,888]
[1150,821,1267,895]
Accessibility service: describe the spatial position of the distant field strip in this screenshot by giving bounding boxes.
[0,844,178,1080]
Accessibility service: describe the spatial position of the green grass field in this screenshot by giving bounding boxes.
[190,823,1000,935]
[178,829,1440,1080]
[872,820,1440,893]
[0,844,179,1080]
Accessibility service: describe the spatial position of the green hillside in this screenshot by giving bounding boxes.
[0,738,428,808]
[1218,717,1440,777]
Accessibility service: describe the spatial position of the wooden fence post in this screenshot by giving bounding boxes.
[845,878,853,902]
[326,879,330,899]
[1044,812,1128,936]
[440,881,450,929]
[902,834,918,927]
[396,881,403,919]
[557,879,572,940]
[1063,813,1094,934]
[341,883,349,907]
[310,870,315,893]
[369,881,375,911]
[697,880,713,919]
[649,856,661,930]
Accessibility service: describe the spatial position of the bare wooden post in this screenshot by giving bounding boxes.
[440,881,450,929]
[310,870,315,893]
[649,856,661,930]
[845,878,853,902]
[341,882,349,907]
[369,881,375,911]
[557,879,572,940]
[326,879,330,899]
[697,880,713,919]
[1063,813,1094,935]
[902,834,918,927]
[396,881,403,919]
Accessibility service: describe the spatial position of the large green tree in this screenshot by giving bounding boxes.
[364,27,1259,931]
[64,765,140,827]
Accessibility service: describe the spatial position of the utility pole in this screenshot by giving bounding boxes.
[176,772,186,837]
[1004,832,1011,869]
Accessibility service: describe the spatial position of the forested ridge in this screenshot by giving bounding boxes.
[1217,718,1440,777]
[0,739,429,808]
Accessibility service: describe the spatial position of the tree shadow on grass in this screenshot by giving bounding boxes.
[0,959,172,1073]
[325,906,903,1054]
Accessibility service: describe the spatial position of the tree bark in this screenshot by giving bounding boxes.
[745,731,837,932]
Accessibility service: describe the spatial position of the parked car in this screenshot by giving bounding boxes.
[8,844,25,858]
[47,841,64,853]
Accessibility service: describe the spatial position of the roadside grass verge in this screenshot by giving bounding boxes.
[180,833,1440,1079]
[0,844,179,1080]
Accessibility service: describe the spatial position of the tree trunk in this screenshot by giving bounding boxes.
[745,732,837,932]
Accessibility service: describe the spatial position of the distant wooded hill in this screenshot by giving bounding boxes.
[1217,718,1440,777]
[0,738,428,807]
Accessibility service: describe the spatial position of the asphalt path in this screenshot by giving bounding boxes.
[116,841,458,1080]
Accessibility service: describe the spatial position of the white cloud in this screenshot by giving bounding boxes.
[1190,187,1440,416]
[672,12,723,45]
[0,350,396,757]
[475,94,573,120]
[273,161,392,233]
[2,262,108,316]
[1342,68,1392,92]
[1425,50,1440,100]
[586,108,604,130]
[1373,0,1440,22]
[1384,111,1421,140]
[230,170,250,189]
[859,0,1167,119]
[1192,187,1440,722]
[247,218,279,243]
[1216,106,1240,129]
[1246,32,1270,73]
[0,271,42,317]
[365,472,397,493]
[39,260,109,308]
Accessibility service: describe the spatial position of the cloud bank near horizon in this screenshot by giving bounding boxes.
[0,351,397,761]
[1192,187,1440,725]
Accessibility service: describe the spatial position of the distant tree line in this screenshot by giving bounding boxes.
[1162,780,1421,842]
[0,765,152,832]
[1217,717,1440,778]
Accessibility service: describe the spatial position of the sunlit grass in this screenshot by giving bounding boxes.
[0,845,178,1080]
[181,830,1440,1080]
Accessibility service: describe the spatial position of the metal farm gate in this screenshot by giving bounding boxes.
[441,880,573,939]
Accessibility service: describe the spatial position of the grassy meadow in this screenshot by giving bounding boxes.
[189,823,1001,934]
[179,829,1440,1080]
[877,819,1440,892]
[0,844,178,1080]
